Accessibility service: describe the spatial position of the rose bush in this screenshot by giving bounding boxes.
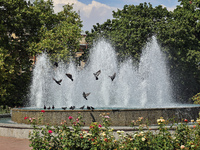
[27,112,200,149]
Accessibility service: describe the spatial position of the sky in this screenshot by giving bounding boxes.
[52,0,180,32]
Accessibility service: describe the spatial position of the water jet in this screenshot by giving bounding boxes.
[11,36,200,126]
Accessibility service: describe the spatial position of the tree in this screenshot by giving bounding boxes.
[86,3,171,61]
[29,4,82,62]
[156,0,200,102]
[0,0,82,106]
[85,1,200,103]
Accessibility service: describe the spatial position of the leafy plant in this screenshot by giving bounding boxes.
[27,111,200,150]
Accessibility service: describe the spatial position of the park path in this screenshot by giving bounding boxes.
[0,136,32,150]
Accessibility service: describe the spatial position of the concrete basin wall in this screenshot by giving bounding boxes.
[11,107,200,126]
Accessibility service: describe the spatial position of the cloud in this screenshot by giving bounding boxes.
[53,0,117,31]
[161,4,177,12]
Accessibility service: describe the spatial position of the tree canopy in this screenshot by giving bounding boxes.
[85,1,200,102]
[0,0,82,106]
[86,3,171,61]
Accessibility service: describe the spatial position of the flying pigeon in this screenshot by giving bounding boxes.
[54,62,58,67]
[79,105,85,109]
[93,70,101,80]
[83,92,90,100]
[53,78,62,85]
[66,73,73,81]
[109,73,116,81]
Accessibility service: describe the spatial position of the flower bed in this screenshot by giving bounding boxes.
[26,110,200,149]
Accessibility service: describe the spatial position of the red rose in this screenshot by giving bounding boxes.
[68,116,73,120]
[98,124,102,128]
[48,130,52,134]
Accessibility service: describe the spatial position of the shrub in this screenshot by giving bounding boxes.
[26,111,200,150]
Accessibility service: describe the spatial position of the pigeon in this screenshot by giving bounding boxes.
[53,78,62,85]
[109,73,116,81]
[90,113,96,122]
[87,106,91,110]
[66,73,73,81]
[52,105,55,109]
[47,106,51,110]
[44,105,46,109]
[79,105,85,109]
[69,106,75,110]
[54,62,58,67]
[90,106,95,110]
[61,107,67,110]
[93,70,101,80]
[83,92,90,100]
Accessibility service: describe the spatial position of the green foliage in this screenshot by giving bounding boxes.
[0,0,82,107]
[0,105,11,114]
[27,112,200,150]
[157,0,200,102]
[29,3,82,62]
[86,1,200,102]
[86,3,170,61]
[191,92,200,104]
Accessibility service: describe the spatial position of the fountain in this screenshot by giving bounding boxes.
[11,36,200,126]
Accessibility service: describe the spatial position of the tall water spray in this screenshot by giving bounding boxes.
[29,36,173,108]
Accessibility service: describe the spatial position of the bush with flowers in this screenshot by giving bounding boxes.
[191,92,200,104]
[26,110,200,150]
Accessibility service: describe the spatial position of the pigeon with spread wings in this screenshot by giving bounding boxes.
[66,73,73,81]
[53,78,62,85]
[93,70,101,80]
[83,92,90,100]
[109,73,116,81]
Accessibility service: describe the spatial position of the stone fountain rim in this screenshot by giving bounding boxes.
[12,105,200,112]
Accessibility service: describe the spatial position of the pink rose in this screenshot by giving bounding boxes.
[48,130,52,134]
[98,124,102,128]
[68,116,73,120]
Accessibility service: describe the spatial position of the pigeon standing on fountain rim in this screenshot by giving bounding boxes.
[80,105,85,109]
[61,107,67,110]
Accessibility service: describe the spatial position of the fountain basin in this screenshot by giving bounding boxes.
[11,105,200,126]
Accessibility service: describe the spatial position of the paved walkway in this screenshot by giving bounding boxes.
[0,136,32,150]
